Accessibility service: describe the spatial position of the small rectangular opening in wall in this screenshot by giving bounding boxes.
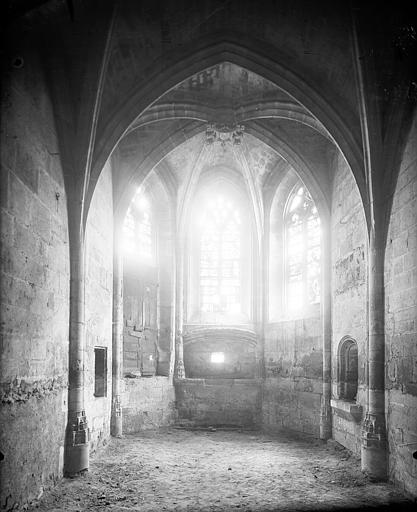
[94,347,107,397]
[210,352,224,363]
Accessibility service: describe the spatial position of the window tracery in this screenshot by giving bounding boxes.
[199,195,241,314]
[285,184,321,313]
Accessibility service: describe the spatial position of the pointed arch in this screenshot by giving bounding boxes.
[87,37,366,228]
[113,120,332,232]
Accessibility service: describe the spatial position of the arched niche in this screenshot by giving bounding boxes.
[337,336,359,401]
[183,327,257,379]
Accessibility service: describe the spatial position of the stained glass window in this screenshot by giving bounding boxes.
[285,185,320,312]
[199,196,241,313]
[123,191,153,259]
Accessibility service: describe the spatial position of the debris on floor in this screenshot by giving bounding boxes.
[28,429,414,511]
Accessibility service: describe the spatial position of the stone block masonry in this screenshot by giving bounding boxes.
[330,153,368,457]
[122,377,177,432]
[384,113,417,497]
[262,317,322,436]
[175,378,262,428]
[0,388,67,510]
[1,44,70,509]
[84,161,114,454]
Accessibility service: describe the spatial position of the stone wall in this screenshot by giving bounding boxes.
[330,152,368,455]
[183,328,258,379]
[121,191,176,430]
[122,377,177,432]
[122,262,176,432]
[385,113,417,496]
[122,185,174,378]
[0,46,69,509]
[176,379,262,428]
[262,316,322,436]
[84,161,114,453]
[123,264,159,377]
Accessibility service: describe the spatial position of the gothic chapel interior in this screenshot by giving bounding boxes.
[1,0,417,509]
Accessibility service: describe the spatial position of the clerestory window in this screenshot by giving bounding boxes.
[285,184,321,313]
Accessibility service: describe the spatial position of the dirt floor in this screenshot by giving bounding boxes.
[29,428,415,512]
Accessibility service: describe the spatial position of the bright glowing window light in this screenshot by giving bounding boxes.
[199,194,241,314]
[285,184,321,311]
[122,190,152,259]
[135,193,150,211]
[210,352,225,363]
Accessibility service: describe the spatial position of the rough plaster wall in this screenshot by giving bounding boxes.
[262,316,322,436]
[0,49,69,509]
[84,161,113,453]
[385,114,417,496]
[176,379,261,428]
[330,153,367,455]
[122,377,176,432]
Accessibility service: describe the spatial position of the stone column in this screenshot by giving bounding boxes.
[111,223,123,437]
[361,227,387,480]
[261,223,269,380]
[175,331,186,379]
[64,235,89,475]
[320,220,332,440]
[169,217,177,382]
[175,233,185,379]
[256,232,264,379]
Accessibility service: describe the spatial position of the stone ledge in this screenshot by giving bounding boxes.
[331,398,363,422]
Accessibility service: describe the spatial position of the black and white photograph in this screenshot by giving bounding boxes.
[1,1,417,510]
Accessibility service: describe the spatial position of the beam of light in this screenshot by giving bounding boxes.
[134,194,150,211]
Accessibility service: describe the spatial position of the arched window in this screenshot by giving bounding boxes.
[285,184,321,313]
[123,191,153,260]
[198,195,241,314]
[338,337,358,400]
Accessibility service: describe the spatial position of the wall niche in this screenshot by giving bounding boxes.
[183,328,257,379]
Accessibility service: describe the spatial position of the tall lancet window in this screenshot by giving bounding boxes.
[285,184,321,313]
[123,190,153,260]
[199,195,241,314]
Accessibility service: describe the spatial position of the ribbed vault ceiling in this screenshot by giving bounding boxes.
[114,62,338,213]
